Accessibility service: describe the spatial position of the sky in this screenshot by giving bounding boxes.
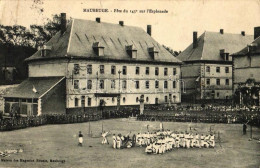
[0,0,260,51]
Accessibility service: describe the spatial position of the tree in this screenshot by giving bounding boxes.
[162,45,181,56]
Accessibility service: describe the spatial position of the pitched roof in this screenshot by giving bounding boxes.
[26,19,181,64]
[232,36,260,56]
[3,77,65,98]
[177,31,254,62]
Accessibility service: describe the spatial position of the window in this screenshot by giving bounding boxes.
[206,79,210,85]
[164,81,168,89]
[225,79,229,85]
[100,65,104,74]
[216,79,220,85]
[136,97,139,103]
[173,68,177,75]
[136,67,140,75]
[88,98,91,106]
[155,98,159,104]
[122,66,127,75]
[112,97,115,103]
[74,64,80,74]
[206,66,210,72]
[155,81,159,88]
[217,92,220,97]
[165,96,168,103]
[111,80,116,89]
[122,80,127,89]
[81,96,85,107]
[173,81,176,88]
[111,65,116,75]
[87,65,92,74]
[173,96,176,102]
[216,67,220,73]
[164,68,168,76]
[100,80,104,89]
[135,81,139,89]
[75,98,79,107]
[74,80,79,89]
[145,81,150,89]
[225,67,229,73]
[87,80,92,89]
[155,67,159,76]
[146,97,149,102]
[146,67,150,75]
[123,97,126,103]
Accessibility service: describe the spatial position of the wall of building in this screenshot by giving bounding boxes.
[234,55,260,90]
[41,79,66,114]
[181,62,232,102]
[201,63,232,99]
[28,60,67,77]
[66,60,181,108]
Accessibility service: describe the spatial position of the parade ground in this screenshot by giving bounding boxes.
[0,119,259,168]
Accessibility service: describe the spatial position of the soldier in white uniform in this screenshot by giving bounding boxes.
[200,134,205,148]
[112,134,117,149]
[204,134,210,148]
[116,134,122,149]
[101,131,109,144]
[209,134,215,148]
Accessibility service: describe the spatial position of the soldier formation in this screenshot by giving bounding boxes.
[107,127,215,154]
[142,130,215,154]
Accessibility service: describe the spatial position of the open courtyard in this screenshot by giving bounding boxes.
[0,118,259,168]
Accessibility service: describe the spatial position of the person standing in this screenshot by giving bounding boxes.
[112,134,117,149]
[78,131,83,146]
[243,123,247,135]
[101,131,109,145]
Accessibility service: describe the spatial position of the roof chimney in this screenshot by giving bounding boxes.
[254,27,260,39]
[241,31,245,36]
[96,17,101,23]
[119,21,124,26]
[220,29,224,34]
[147,25,152,36]
[60,13,66,35]
[193,31,198,49]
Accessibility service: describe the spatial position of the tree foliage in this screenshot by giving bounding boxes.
[162,45,181,56]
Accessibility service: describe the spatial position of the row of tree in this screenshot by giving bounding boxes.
[0,14,65,83]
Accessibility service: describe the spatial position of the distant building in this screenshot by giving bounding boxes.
[232,27,260,106]
[3,13,182,116]
[177,29,253,103]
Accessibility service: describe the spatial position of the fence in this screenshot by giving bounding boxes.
[0,113,101,131]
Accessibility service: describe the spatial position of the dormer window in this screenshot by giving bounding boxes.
[220,49,229,61]
[148,47,159,60]
[40,45,52,57]
[92,42,105,56]
[248,43,258,53]
[125,45,137,59]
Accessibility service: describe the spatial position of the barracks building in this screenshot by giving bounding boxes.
[177,29,253,103]
[3,13,182,116]
[232,27,260,107]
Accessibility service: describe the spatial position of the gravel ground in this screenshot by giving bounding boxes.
[0,118,259,168]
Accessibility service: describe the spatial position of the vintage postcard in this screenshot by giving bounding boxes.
[0,0,259,168]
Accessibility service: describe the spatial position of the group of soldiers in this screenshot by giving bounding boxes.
[112,132,134,149]
[141,130,215,154]
[107,128,215,155]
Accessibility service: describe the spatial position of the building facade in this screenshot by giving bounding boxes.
[3,13,182,116]
[232,27,260,106]
[177,30,253,103]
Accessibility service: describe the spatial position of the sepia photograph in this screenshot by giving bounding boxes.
[0,0,259,167]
